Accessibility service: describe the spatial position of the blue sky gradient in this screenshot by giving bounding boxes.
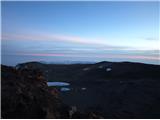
[2,1,160,65]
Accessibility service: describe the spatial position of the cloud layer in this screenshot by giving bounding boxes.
[2,32,130,50]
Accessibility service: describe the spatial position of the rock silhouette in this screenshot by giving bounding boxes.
[1,65,68,118]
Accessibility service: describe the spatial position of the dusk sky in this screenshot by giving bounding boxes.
[2,1,160,66]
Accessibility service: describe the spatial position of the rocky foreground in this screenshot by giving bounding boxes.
[1,61,160,119]
[1,65,102,119]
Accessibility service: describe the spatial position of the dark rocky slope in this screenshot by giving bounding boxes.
[1,65,103,119]
[1,65,69,119]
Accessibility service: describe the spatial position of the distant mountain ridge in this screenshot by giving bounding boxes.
[15,61,160,82]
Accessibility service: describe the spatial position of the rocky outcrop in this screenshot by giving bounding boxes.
[1,65,105,119]
[1,65,69,119]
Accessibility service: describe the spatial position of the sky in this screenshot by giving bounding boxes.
[1,1,160,66]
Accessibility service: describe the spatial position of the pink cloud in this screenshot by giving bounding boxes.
[102,54,159,60]
[2,32,126,50]
[18,53,66,57]
[17,52,160,61]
